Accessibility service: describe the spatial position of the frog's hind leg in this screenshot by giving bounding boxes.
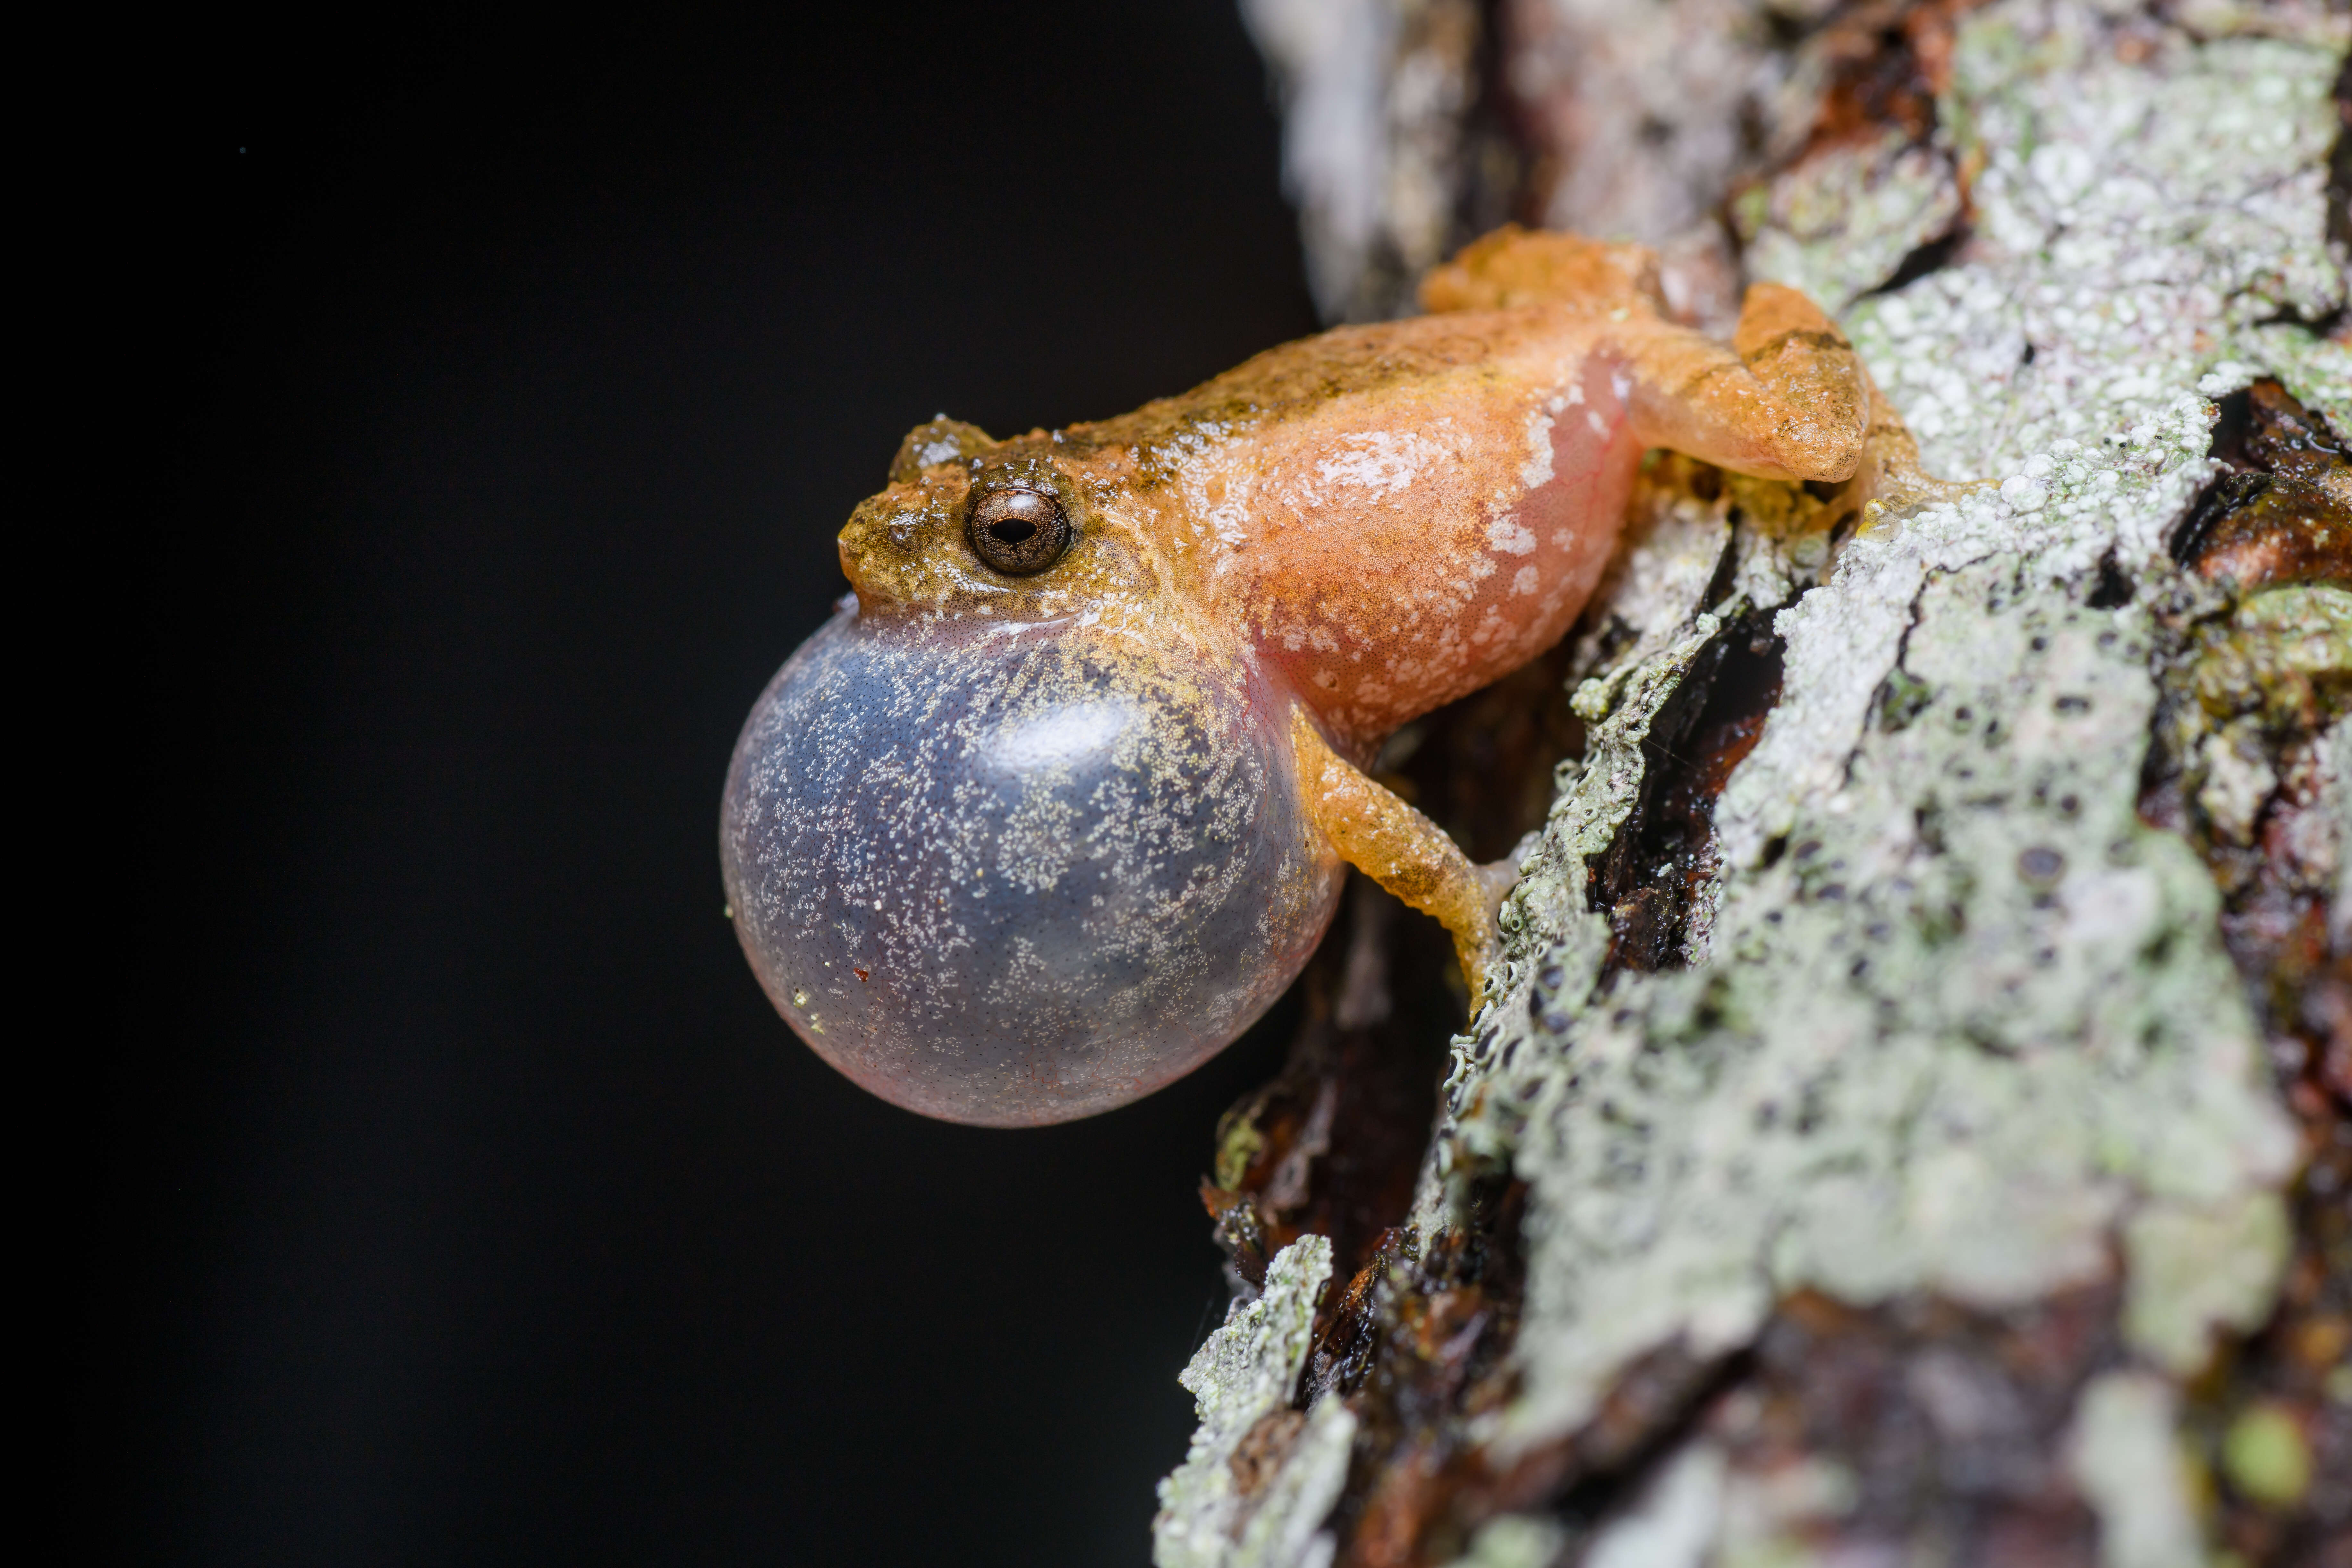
[1849,372,1973,516]
[1423,225,1874,487]
[1289,709,1515,1013]
[1418,224,1668,314]
[1618,283,1874,487]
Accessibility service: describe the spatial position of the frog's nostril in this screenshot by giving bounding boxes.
[967,486,1071,575]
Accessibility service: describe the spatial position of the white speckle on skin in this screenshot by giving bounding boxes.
[1487,517,1540,555]
[1521,411,1557,487]
[1313,428,1447,497]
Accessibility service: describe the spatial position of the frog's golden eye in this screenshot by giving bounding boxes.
[966,485,1072,576]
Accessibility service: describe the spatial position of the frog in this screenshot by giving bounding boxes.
[721,225,1937,1126]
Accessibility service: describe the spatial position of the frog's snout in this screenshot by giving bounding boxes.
[832,489,931,608]
[833,530,874,604]
[719,607,1344,1125]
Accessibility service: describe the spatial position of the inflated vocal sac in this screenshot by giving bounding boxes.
[720,606,1344,1126]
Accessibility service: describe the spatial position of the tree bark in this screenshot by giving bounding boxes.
[1157,3,2351,1565]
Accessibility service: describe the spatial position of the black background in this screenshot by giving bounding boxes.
[86,6,1323,1562]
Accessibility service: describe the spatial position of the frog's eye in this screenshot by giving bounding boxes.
[966,485,1072,576]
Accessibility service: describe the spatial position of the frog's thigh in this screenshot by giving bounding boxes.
[1623,283,1870,485]
[1290,709,1500,1009]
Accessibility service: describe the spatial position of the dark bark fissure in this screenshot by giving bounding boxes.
[1723,1285,2119,1562]
[2172,379,2352,591]
[1308,1178,1532,1568]
[1595,607,1786,978]
[1199,885,1459,1295]
[1864,225,1972,300]
[2085,550,2136,610]
[1461,0,1525,247]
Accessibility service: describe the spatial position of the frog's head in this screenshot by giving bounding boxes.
[721,416,1343,1126]
[835,416,1169,629]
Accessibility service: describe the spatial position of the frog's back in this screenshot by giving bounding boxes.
[1067,318,1509,474]
[1075,232,1664,473]
[1050,236,1665,745]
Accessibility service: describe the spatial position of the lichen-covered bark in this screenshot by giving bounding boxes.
[1159,3,2351,1565]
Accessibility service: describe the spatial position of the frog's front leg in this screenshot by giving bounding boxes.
[1289,710,1516,1012]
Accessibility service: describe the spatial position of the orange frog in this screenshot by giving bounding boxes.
[721,227,1924,1125]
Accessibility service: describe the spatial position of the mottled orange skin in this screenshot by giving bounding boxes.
[841,229,1870,761]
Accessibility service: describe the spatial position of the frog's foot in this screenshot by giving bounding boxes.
[1618,281,1873,487]
[1291,710,1505,1013]
[1849,375,1982,523]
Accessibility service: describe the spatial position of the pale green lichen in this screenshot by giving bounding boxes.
[2122,1187,2295,1374]
[1582,1443,1729,1568]
[1453,1514,1573,1568]
[1716,1455,1862,1567]
[2220,1399,2315,1508]
[1736,128,1964,311]
[2068,1373,2204,1568]
[1154,1236,1354,1568]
